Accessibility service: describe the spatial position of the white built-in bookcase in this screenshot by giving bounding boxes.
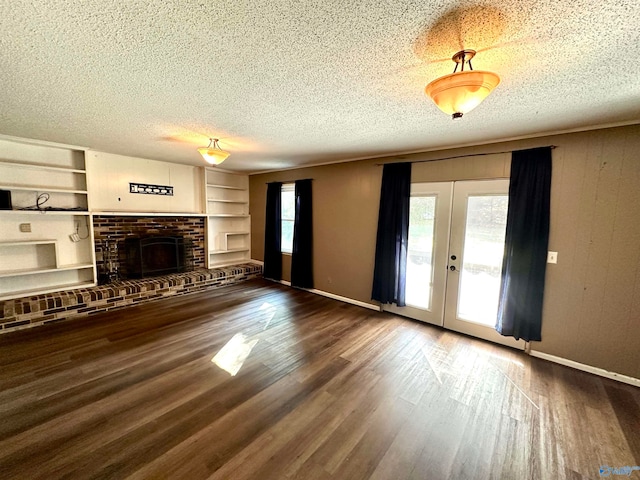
[0,136,254,301]
[0,136,97,300]
[204,168,251,268]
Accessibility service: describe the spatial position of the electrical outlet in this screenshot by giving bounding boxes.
[69,233,80,242]
[19,223,31,233]
[547,251,558,264]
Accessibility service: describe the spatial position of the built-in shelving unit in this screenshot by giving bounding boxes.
[204,168,251,268]
[0,149,89,212]
[0,136,97,300]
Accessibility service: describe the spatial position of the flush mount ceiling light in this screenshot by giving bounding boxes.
[198,138,230,165]
[425,49,500,119]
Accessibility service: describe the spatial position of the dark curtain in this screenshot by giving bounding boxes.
[371,162,412,306]
[496,147,552,341]
[263,182,282,280]
[291,179,313,288]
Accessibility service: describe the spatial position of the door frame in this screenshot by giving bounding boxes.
[385,179,525,350]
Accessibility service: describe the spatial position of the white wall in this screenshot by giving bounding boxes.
[86,151,203,213]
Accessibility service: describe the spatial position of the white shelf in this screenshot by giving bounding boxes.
[0,263,94,279]
[208,214,250,218]
[209,248,250,255]
[218,231,251,251]
[0,159,85,174]
[208,261,252,268]
[206,199,249,204]
[0,240,59,275]
[0,239,57,247]
[0,183,88,194]
[206,184,245,190]
[0,209,90,216]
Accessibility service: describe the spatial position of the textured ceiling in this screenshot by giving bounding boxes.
[1,1,639,173]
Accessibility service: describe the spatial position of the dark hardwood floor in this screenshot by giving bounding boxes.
[1,279,638,479]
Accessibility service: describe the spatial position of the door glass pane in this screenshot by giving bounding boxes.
[458,195,508,325]
[406,196,436,309]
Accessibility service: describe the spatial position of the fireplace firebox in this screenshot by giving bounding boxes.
[123,236,193,278]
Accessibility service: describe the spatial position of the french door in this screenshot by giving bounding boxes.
[386,180,524,350]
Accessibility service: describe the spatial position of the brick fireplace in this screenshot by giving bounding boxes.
[93,216,206,283]
[0,215,263,334]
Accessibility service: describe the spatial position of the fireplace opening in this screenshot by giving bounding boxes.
[123,236,193,279]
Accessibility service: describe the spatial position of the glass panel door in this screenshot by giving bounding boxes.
[457,194,508,325]
[443,180,524,349]
[385,182,452,326]
[405,196,436,310]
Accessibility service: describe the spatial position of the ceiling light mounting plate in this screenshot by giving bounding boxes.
[452,49,476,64]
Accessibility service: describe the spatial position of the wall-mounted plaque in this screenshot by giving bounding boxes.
[129,183,174,196]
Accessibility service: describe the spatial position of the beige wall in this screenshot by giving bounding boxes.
[250,124,640,379]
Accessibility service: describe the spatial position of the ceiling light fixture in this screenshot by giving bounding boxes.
[425,49,500,119]
[198,138,230,165]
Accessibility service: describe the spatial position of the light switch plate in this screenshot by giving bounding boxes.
[547,251,558,264]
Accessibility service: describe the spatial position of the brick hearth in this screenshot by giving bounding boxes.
[0,263,262,334]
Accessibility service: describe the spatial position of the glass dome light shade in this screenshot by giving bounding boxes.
[198,140,230,165]
[425,70,500,118]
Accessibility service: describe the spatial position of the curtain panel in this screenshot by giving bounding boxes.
[496,147,552,342]
[263,182,283,280]
[371,162,412,306]
[291,179,313,288]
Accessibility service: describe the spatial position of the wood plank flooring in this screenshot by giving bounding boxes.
[0,279,638,479]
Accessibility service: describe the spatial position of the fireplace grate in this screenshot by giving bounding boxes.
[123,236,193,279]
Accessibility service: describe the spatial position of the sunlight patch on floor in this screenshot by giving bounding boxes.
[212,333,259,376]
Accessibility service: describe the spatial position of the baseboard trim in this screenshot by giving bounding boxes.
[269,279,381,312]
[529,350,640,388]
[307,288,381,312]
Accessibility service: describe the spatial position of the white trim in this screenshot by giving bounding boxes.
[91,211,205,217]
[307,288,381,311]
[529,350,640,388]
[269,279,381,312]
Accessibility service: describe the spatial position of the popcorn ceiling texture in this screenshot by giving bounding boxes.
[0,1,638,172]
[0,263,263,334]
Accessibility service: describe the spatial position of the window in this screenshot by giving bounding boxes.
[281,184,295,253]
